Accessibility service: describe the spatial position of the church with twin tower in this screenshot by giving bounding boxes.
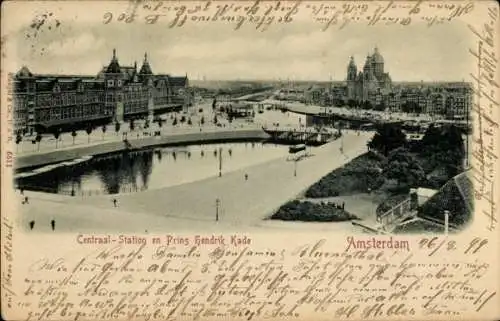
[346,47,392,103]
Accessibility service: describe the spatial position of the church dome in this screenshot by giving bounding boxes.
[372,47,384,64]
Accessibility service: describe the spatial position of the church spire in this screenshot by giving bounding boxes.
[106,48,120,73]
[139,52,153,75]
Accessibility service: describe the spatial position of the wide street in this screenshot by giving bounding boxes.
[15,100,253,156]
[16,131,373,234]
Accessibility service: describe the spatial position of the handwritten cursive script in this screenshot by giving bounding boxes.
[3,236,496,321]
[100,0,475,31]
[468,4,499,231]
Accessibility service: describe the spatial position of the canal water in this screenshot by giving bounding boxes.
[17,142,294,196]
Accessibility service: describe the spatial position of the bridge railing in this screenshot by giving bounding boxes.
[18,184,148,197]
[376,197,413,226]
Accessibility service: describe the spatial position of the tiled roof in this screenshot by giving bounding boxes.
[139,62,153,75]
[121,66,136,78]
[36,80,55,92]
[418,169,473,228]
[106,59,121,73]
[169,76,188,87]
[16,66,33,78]
[82,80,105,90]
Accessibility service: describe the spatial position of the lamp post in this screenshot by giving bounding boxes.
[218,147,222,177]
[215,198,220,221]
[444,210,450,236]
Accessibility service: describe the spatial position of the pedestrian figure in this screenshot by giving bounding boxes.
[342,202,345,210]
[29,220,35,230]
[20,188,24,195]
[245,173,248,181]
[24,196,29,204]
[51,220,55,231]
[113,198,117,207]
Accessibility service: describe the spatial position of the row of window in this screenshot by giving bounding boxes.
[15,110,27,120]
[123,102,148,114]
[35,104,111,122]
[124,92,151,100]
[34,93,105,107]
[153,97,170,105]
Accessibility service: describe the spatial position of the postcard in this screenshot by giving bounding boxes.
[1,0,499,320]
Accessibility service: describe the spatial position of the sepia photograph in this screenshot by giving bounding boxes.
[1,1,499,321]
[9,2,474,236]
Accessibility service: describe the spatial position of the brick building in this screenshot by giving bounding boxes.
[12,49,192,133]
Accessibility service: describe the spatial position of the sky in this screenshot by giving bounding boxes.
[2,1,476,82]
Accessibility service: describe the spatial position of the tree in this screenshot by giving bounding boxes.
[115,122,121,136]
[374,102,386,111]
[35,133,42,151]
[52,129,61,149]
[401,101,420,114]
[368,123,407,156]
[86,125,93,143]
[383,147,426,191]
[361,100,373,110]
[15,133,22,152]
[101,124,107,140]
[71,130,77,145]
[421,124,465,177]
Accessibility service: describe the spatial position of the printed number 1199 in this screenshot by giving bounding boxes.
[5,151,13,168]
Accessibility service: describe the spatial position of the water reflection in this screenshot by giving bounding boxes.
[18,142,291,196]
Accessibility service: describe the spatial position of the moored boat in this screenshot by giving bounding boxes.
[289,144,306,154]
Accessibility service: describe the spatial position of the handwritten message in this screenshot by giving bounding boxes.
[468,4,499,231]
[101,0,475,31]
[5,235,497,321]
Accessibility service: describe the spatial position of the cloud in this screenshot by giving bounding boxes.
[45,32,105,57]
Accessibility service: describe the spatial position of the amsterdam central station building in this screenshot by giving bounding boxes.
[11,49,192,133]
